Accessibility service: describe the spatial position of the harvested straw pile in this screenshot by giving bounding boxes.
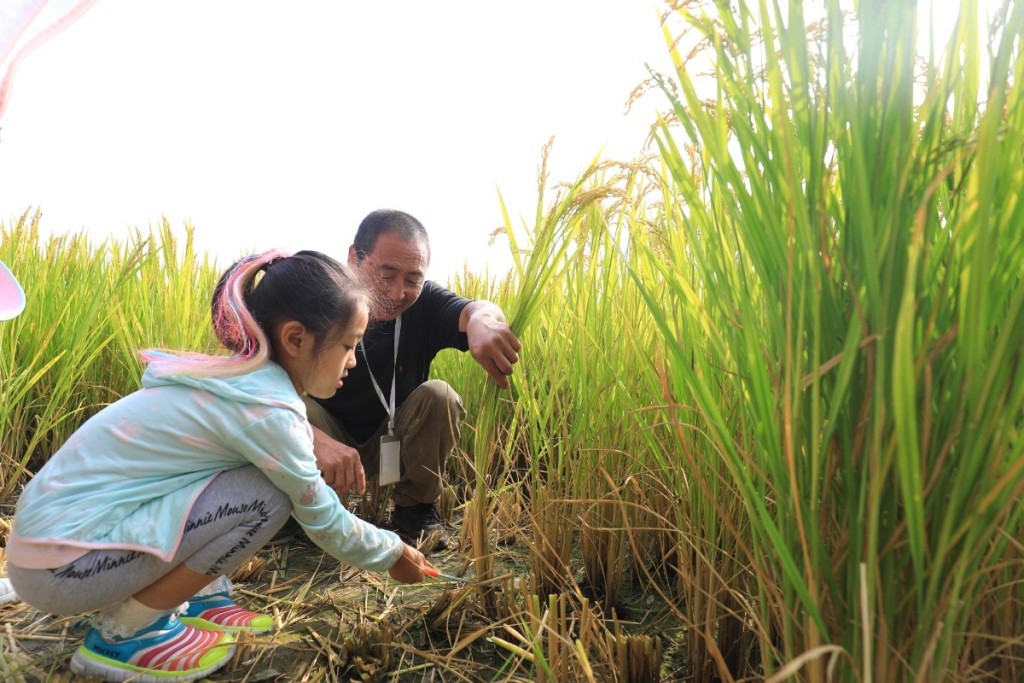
[0,511,493,681]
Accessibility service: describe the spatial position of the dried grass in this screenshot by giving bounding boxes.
[0,506,684,682]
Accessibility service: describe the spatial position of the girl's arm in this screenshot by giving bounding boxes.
[230,410,404,573]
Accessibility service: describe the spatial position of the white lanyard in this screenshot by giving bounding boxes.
[360,315,401,436]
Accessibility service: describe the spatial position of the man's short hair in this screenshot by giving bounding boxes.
[352,209,431,263]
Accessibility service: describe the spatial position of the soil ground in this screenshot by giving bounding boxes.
[1,505,687,682]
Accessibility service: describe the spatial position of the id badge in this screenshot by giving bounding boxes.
[380,435,401,485]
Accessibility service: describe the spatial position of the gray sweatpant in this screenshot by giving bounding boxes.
[8,466,290,615]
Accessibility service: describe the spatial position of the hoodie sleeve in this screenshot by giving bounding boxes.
[227,409,403,572]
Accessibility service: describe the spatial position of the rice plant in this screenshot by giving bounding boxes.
[625,0,1024,679]
[0,213,218,500]
[3,1,1022,680]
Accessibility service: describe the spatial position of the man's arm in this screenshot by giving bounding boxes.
[311,424,366,497]
[459,300,522,389]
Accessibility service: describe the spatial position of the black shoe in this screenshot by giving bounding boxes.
[390,503,449,551]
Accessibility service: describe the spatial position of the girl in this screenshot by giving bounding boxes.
[6,249,430,682]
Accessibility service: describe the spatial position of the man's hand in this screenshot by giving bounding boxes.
[461,300,522,389]
[312,425,365,497]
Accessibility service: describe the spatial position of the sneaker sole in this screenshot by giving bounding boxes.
[181,615,274,634]
[69,636,235,682]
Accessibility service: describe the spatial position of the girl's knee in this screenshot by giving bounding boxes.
[215,467,290,518]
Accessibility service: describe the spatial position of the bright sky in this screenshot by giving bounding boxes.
[0,1,1003,284]
[0,1,673,283]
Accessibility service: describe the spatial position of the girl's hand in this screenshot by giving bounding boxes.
[388,543,428,583]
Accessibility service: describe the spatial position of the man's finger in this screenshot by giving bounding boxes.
[335,466,352,493]
[354,462,367,496]
[493,352,515,376]
[489,360,510,388]
[499,327,523,353]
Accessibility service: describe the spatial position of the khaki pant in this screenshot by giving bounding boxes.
[304,379,466,507]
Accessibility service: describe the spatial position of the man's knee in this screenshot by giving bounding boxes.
[302,395,348,443]
[411,380,466,425]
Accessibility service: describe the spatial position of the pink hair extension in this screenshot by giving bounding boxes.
[141,248,291,378]
[0,0,99,119]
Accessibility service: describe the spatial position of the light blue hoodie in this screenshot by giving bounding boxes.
[8,362,403,573]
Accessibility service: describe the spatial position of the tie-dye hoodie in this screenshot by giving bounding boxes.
[7,362,403,573]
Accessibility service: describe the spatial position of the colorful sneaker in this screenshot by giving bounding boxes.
[181,592,273,634]
[70,612,235,682]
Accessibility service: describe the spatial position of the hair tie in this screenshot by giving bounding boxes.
[262,256,285,272]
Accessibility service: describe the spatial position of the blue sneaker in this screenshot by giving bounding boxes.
[69,612,235,682]
[181,591,274,633]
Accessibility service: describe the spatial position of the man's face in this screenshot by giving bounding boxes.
[351,231,429,321]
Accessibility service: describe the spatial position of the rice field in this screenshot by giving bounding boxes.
[2,1,1024,680]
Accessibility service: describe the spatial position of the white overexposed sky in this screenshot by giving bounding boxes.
[0,1,674,283]
[0,1,1002,284]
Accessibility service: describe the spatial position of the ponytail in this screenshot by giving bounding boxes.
[142,248,366,378]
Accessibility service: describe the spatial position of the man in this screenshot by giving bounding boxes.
[303,209,522,548]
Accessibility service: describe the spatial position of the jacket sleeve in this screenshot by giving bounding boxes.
[227,410,403,572]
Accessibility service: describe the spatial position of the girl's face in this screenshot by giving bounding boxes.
[301,305,369,399]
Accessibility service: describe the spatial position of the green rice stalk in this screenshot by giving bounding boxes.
[624,0,1024,678]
